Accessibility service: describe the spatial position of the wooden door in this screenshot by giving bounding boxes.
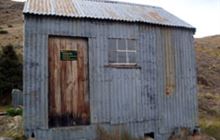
[48,36,89,127]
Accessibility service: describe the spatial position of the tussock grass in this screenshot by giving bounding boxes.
[200,117,220,140]
[0,105,11,112]
[198,93,220,140]
[199,93,220,117]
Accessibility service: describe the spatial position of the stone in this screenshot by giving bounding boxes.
[0,137,14,140]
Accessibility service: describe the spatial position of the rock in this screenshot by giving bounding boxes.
[145,137,154,140]
[0,137,14,140]
[27,138,36,140]
[0,116,23,139]
[13,115,22,125]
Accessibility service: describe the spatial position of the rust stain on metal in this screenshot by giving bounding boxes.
[163,30,176,96]
[148,11,166,22]
[57,0,77,15]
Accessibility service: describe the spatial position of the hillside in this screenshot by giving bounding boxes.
[0,0,23,52]
[195,36,220,139]
[195,36,220,117]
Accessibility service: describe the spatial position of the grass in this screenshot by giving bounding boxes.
[0,105,12,112]
[6,107,23,117]
[198,93,220,140]
[199,117,220,140]
[96,126,144,140]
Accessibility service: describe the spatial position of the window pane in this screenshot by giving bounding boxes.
[117,52,126,63]
[127,39,136,50]
[108,39,116,51]
[128,52,136,63]
[109,51,117,63]
[108,39,116,63]
[118,39,126,50]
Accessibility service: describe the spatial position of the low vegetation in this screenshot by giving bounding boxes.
[195,35,220,140]
[200,118,220,140]
[0,44,22,105]
[0,105,11,112]
[0,26,8,34]
[0,29,8,34]
[96,126,144,140]
[199,94,220,140]
[6,107,23,117]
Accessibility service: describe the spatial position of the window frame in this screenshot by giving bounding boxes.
[108,38,137,66]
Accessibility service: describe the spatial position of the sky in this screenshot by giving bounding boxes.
[13,0,220,37]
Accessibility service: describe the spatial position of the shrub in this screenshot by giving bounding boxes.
[0,30,8,34]
[8,24,13,28]
[0,44,22,105]
[6,107,23,116]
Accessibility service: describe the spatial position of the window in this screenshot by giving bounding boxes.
[108,38,137,65]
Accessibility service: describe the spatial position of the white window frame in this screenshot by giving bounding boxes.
[108,38,137,65]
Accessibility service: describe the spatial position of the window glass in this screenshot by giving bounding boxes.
[117,51,127,63]
[108,39,117,63]
[118,39,126,50]
[128,52,136,63]
[109,51,117,63]
[127,39,136,50]
[108,39,116,51]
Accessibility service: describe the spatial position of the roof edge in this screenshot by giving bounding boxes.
[81,0,163,9]
[23,12,196,31]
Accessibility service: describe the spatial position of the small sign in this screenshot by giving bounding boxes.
[60,50,77,61]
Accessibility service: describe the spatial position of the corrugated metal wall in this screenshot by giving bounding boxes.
[23,15,197,140]
[156,29,198,134]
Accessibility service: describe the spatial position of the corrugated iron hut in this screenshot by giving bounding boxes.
[23,0,198,139]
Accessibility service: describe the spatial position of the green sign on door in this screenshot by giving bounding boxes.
[60,50,77,61]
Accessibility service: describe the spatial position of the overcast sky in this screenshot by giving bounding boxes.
[14,0,220,37]
[115,0,220,37]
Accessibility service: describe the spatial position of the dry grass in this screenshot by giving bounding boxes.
[168,128,215,140]
[0,0,23,55]
[199,116,220,140]
[0,116,25,140]
[0,105,11,112]
[198,93,220,117]
[96,126,144,140]
[0,23,23,54]
[195,36,220,140]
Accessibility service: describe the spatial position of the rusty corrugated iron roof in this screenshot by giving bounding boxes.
[23,0,195,29]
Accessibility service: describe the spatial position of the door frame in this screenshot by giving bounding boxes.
[47,35,90,128]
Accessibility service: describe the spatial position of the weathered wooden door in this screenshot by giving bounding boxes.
[48,37,89,127]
